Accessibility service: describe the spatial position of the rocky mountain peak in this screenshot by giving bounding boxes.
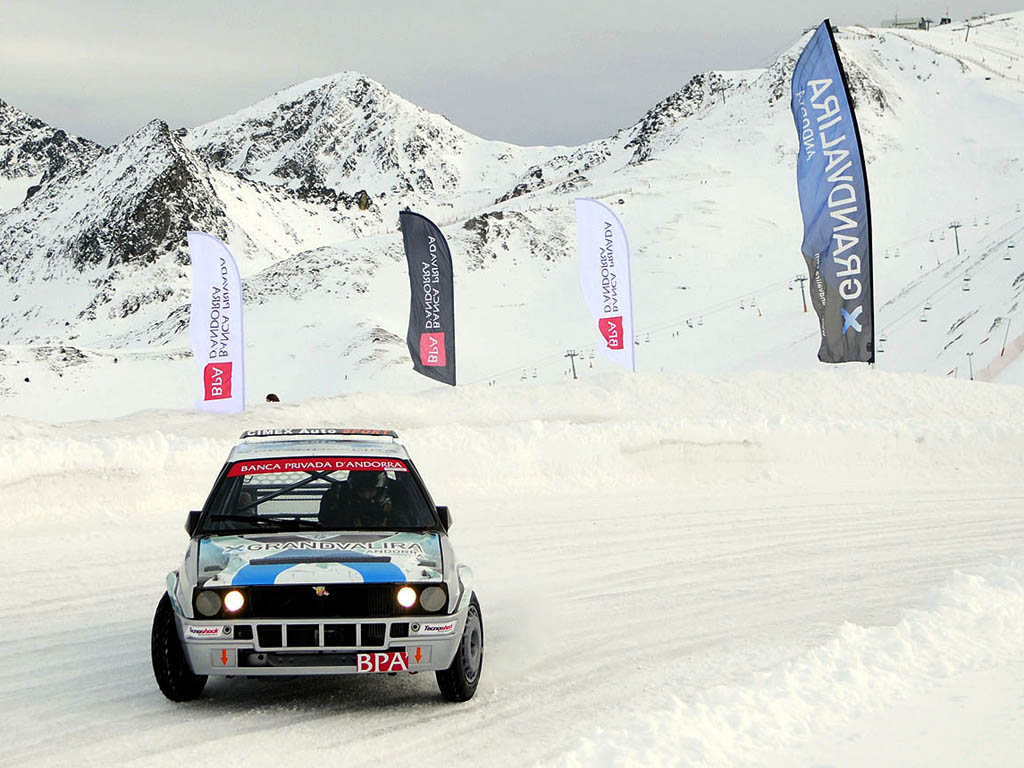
[0,99,101,206]
[0,116,229,285]
[185,71,493,210]
[623,71,732,164]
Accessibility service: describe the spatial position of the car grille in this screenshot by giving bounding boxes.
[249,622,406,649]
[245,584,443,619]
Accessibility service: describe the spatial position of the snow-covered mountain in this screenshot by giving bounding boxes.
[0,99,100,211]
[186,72,557,216]
[0,118,402,346]
[1,12,1023,419]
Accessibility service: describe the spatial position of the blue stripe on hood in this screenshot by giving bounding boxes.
[232,560,407,585]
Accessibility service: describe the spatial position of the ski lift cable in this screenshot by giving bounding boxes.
[878,232,1009,335]
[639,277,793,336]
[878,212,1024,336]
[880,199,1023,254]
[472,206,1024,384]
[470,277,793,385]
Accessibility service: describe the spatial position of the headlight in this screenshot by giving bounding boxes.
[420,586,446,612]
[396,586,417,608]
[223,590,245,612]
[195,590,221,617]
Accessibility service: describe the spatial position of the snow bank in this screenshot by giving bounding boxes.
[3,368,1024,526]
[564,558,1024,768]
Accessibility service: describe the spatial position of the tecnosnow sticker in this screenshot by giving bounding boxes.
[187,625,225,639]
[412,621,456,636]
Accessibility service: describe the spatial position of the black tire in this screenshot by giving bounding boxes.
[436,593,483,702]
[151,592,207,702]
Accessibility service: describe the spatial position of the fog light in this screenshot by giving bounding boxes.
[396,586,417,608]
[420,586,446,612]
[223,590,245,612]
[195,590,221,617]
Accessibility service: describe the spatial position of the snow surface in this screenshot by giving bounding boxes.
[0,174,37,211]
[1,370,1023,766]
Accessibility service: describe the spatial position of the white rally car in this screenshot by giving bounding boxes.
[151,428,483,702]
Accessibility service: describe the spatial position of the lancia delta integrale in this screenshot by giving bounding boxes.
[151,428,483,702]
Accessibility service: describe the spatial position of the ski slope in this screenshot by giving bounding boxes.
[1,370,1023,766]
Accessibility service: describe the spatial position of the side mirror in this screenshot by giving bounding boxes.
[436,505,453,531]
[185,510,202,537]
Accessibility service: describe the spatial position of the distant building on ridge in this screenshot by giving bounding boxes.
[886,15,933,30]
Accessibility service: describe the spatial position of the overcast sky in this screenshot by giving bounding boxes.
[1,1,1018,148]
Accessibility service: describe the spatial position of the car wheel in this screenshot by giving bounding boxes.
[436,593,483,702]
[151,592,207,702]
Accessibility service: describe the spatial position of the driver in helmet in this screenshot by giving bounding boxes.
[345,470,394,527]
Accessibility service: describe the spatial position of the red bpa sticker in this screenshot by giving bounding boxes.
[356,651,409,673]
[420,332,446,367]
[204,362,233,400]
[598,317,624,350]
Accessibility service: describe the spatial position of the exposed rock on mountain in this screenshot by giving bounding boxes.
[0,100,101,209]
[1,120,227,278]
[623,71,733,164]
[459,208,569,269]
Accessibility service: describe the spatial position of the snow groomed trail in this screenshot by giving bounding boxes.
[1,370,1023,767]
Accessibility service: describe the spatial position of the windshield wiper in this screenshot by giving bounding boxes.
[207,514,274,528]
[260,516,320,529]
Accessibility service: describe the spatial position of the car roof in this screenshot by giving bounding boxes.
[227,436,411,464]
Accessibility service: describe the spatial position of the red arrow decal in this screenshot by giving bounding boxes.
[415,646,422,663]
[221,649,229,665]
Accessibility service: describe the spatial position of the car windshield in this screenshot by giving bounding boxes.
[199,457,438,535]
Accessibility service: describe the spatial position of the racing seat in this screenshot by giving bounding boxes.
[318,483,353,528]
[237,490,256,511]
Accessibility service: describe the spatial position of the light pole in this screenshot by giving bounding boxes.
[564,349,579,380]
[949,221,962,256]
[794,274,808,312]
[967,351,974,381]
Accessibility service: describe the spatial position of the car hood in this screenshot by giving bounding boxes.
[197,531,443,587]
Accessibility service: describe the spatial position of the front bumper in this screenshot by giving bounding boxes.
[178,610,467,676]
